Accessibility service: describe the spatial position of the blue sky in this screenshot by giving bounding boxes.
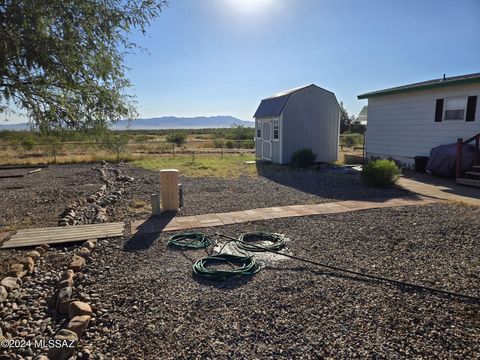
[3,0,480,123]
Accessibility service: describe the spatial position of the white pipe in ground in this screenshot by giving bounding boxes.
[151,194,161,216]
[160,169,179,212]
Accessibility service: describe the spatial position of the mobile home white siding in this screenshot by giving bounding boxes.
[366,82,480,166]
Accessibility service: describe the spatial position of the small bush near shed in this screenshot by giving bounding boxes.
[361,159,400,187]
[291,148,316,168]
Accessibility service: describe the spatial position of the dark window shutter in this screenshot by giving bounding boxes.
[466,96,477,122]
[434,99,443,122]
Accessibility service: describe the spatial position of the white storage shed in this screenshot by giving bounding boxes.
[253,84,340,164]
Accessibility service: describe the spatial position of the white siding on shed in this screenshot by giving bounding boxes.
[282,87,339,163]
[366,83,480,165]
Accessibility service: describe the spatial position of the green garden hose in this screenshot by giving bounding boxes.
[237,232,286,252]
[192,254,261,280]
[167,232,212,249]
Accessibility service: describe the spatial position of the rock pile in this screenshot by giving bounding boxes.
[47,240,97,360]
[0,244,53,359]
[0,239,101,359]
[58,162,134,226]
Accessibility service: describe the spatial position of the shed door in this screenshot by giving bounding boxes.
[262,121,271,160]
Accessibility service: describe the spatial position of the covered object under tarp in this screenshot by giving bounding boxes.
[426,143,476,177]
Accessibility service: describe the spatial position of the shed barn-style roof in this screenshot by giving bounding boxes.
[357,72,480,99]
[254,84,336,118]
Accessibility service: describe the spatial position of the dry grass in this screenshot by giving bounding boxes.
[134,154,257,179]
[127,200,151,216]
[0,152,142,165]
[336,148,365,165]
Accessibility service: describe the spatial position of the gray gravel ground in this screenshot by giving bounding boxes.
[1,163,407,230]
[81,202,480,359]
[0,164,105,230]
[111,163,407,219]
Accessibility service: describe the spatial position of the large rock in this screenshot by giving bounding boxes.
[76,247,91,259]
[56,286,73,315]
[1,277,21,290]
[68,301,93,318]
[46,329,78,360]
[83,239,97,250]
[69,255,86,272]
[34,246,46,255]
[8,263,27,278]
[66,315,91,338]
[0,285,7,302]
[61,269,75,281]
[20,257,35,272]
[57,278,74,289]
[26,250,41,259]
[39,244,50,251]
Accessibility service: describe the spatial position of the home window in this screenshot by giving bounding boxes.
[256,121,261,138]
[273,120,279,140]
[444,97,467,121]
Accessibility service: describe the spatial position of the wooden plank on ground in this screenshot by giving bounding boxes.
[1,222,124,249]
[0,174,25,179]
[16,223,123,235]
[0,164,49,170]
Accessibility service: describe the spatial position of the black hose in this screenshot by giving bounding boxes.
[192,254,261,280]
[216,233,480,302]
[168,232,211,249]
[237,232,286,252]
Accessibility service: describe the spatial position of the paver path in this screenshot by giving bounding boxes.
[132,195,437,234]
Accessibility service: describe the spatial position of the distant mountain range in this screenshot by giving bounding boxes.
[0,116,254,131]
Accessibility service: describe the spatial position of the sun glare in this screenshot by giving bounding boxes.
[226,0,275,15]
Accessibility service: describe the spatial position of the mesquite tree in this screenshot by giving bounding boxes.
[0,0,166,132]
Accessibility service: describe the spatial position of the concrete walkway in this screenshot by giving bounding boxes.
[397,171,480,207]
[131,195,437,234]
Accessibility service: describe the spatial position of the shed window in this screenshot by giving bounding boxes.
[444,97,467,121]
[273,120,279,140]
[256,121,261,138]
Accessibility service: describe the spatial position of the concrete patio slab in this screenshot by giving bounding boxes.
[398,171,480,207]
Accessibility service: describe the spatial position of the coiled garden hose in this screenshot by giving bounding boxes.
[167,232,212,249]
[192,254,261,280]
[237,232,286,252]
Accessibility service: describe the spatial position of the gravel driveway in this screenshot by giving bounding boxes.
[79,202,480,359]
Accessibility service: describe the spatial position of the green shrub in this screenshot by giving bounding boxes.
[166,132,187,146]
[291,148,316,167]
[21,138,35,151]
[213,139,224,148]
[225,140,234,149]
[361,159,400,187]
[239,140,254,149]
[340,134,363,148]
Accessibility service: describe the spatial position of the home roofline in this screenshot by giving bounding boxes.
[357,73,480,100]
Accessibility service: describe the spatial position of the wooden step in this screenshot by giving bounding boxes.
[456,177,480,188]
[464,171,480,178]
[473,165,480,171]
